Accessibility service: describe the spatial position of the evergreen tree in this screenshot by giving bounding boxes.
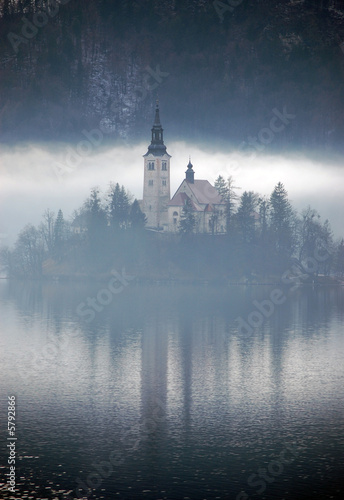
[236,191,258,244]
[215,175,239,232]
[214,175,228,199]
[269,182,295,258]
[129,199,146,230]
[84,187,107,241]
[82,187,108,269]
[335,239,344,278]
[54,209,65,261]
[54,209,65,242]
[179,198,196,235]
[258,196,270,244]
[107,183,131,230]
[256,196,271,275]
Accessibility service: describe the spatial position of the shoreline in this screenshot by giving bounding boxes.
[1,274,343,287]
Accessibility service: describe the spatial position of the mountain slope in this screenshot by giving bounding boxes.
[1,0,344,152]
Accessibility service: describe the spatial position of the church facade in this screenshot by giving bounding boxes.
[142,103,226,234]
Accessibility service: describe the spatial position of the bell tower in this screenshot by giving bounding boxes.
[143,101,171,230]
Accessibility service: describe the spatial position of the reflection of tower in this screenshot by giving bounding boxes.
[142,102,171,230]
[140,312,168,468]
[141,315,168,415]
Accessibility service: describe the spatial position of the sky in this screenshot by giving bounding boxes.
[0,139,343,246]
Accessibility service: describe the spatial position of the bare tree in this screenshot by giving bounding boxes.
[39,209,55,254]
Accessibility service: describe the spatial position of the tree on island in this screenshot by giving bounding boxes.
[107,183,131,231]
[54,209,67,262]
[236,191,258,244]
[129,200,146,230]
[336,239,344,278]
[269,182,295,259]
[39,209,55,255]
[10,225,45,277]
[82,187,108,268]
[84,187,107,235]
[179,199,196,235]
[214,175,239,233]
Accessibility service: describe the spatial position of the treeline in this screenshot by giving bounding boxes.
[178,177,344,280]
[0,183,147,278]
[1,179,344,282]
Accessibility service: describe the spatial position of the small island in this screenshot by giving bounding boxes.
[1,104,343,286]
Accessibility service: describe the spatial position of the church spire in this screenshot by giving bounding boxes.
[185,158,194,183]
[146,100,167,156]
[154,99,161,126]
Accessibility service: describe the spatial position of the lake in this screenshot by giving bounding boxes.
[0,280,343,500]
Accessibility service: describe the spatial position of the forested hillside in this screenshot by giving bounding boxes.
[1,0,344,151]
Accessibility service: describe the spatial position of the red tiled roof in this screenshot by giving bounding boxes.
[167,192,203,211]
[188,180,224,205]
[167,192,189,206]
[168,179,225,212]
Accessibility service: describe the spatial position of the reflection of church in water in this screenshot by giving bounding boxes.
[140,103,227,233]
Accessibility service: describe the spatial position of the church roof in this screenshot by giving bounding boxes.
[168,179,225,209]
[187,180,225,205]
[167,192,203,211]
[167,192,188,206]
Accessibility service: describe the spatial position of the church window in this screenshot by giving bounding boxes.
[173,211,178,217]
[162,180,167,186]
[149,180,153,186]
[148,162,155,170]
[162,162,167,170]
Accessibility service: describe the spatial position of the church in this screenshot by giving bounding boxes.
[141,103,227,233]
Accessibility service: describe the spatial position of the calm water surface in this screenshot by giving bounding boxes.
[0,281,343,500]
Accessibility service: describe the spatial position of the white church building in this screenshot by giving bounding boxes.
[141,103,226,233]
